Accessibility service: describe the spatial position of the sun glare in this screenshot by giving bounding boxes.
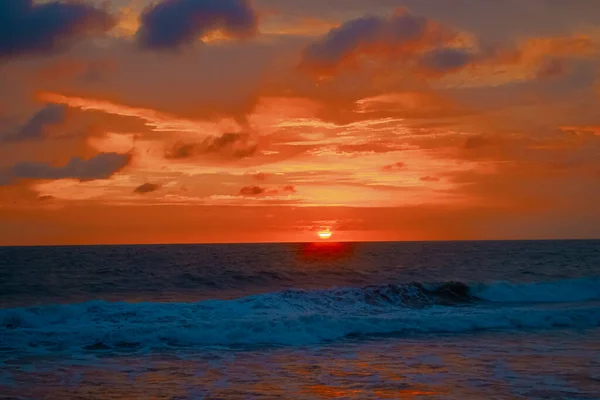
[317,230,332,240]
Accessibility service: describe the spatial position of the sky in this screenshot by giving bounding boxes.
[1,0,600,245]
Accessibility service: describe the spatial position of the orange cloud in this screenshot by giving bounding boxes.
[443,34,597,87]
[561,126,600,136]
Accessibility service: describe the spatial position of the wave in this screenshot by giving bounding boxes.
[470,277,600,303]
[1,278,599,352]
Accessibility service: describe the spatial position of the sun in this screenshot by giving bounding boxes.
[317,230,332,240]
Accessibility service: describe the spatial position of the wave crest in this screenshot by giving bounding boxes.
[1,278,599,352]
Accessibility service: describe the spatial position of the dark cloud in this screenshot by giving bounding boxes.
[260,0,600,43]
[137,0,258,50]
[134,183,160,194]
[537,58,567,79]
[382,162,406,171]
[202,132,257,157]
[419,48,472,73]
[165,142,197,159]
[3,104,66,142]
[464,135,489,150]
[239,185,266,196]
[239,185,297,196]
[37,195,55,201]
[300,9,444,72]
[0,0,115,59]
[2,152,130,185]
[165,132,257,160]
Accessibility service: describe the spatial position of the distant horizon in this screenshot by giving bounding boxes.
[3,237,600,248]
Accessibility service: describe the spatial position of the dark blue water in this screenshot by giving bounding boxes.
[2,240,599,307]
[1,240,599,399]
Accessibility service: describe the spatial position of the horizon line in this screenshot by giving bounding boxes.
[1,237,599,248]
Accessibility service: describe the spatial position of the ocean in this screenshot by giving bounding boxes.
[1,240,599,399]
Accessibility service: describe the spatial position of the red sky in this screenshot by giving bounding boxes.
[1,0,600,244]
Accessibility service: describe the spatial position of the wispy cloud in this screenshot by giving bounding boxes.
[37,92,240,134]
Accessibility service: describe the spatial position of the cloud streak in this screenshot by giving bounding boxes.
[36,92,238,133]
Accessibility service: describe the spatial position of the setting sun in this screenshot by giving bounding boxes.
[317,230,332,240]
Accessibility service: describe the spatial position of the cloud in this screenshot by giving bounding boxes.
[299,9,452,74]
[239,185,266,196]
[420,176,440,182]
[37,92,228,133]
[136,0,259,50]
[2,152,130,185]
[37,195,55,201]
[239,185,297,196]
[419,48,473,73]
[250,172,269,181]
[3,104,66,142]
[561,126,600,136]
[382,162,406,171]
[337,141,408,154]
[298,6,596,88]
[165,132,257,160]
[464,135,491,150]
[536,58,566,79]
[0,0,115,59]
[134,183,160,194]
[165,142,196,159]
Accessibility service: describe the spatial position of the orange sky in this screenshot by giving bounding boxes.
[1,0,600,245]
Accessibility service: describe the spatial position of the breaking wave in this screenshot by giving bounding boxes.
[1,278,599,353]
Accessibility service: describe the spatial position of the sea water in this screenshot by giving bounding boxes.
[1,240,599,399]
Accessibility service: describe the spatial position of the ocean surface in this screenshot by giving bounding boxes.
[1,240,599,399]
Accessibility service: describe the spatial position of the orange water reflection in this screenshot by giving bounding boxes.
[304,385,444,398]
[2,328,598,399]
[296,241,356,263]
